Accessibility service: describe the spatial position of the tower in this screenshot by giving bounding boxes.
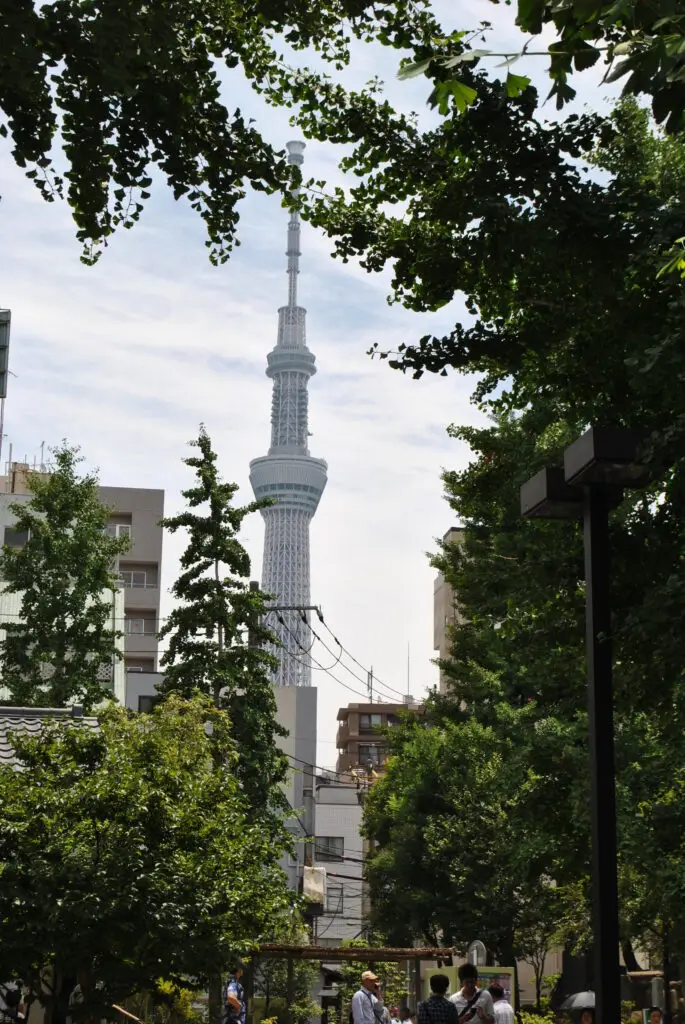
[249,141,327,686]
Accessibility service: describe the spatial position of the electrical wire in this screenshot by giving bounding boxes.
[304,611,406,703]
[314,610,409,702]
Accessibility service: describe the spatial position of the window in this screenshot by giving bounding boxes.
[138,695,161,713]
[360,713,382,731]
[326,883,344,915]
[125,616,156,635]
[126,659,154,673]
[3,527,29,549]
[359,744,383,765]
[118,570,149,588]
[106,523,132,540]
[315,836,344,863]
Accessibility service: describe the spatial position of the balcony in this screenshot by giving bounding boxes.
[336,722,350,747]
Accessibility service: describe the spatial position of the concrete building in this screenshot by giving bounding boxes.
[249,141,327,687]
[0,466,164,678]
[99,485,164,674]
[274,685,317,890]
[336,700,421,776]
[433,527,465,693]
[314,775,364,945]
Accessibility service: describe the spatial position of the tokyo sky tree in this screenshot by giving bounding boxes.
[249,141,327,686]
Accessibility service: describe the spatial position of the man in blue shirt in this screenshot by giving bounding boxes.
[223,964,246,1024]
[352,971,385,1024]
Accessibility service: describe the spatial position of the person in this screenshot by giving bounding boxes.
[488,985,514,1024]
[391,1007,401,1024]
[351,971,385,1024]
[222,963,246,1024]
[648,1009,663,1024]
[418,974,459,1024]
[579,1011,594,1024]
[449,964,495,1024]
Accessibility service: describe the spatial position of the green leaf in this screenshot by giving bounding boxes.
[397,57,433,80]
[506,72,531,97]
[444,49,491,68]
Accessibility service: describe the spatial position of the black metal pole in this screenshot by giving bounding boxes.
[583,485,621,1024]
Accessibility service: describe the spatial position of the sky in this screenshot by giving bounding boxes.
[0,0,619,769]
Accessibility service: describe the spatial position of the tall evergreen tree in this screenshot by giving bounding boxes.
[0,444,128,710]
[159,427,288,823]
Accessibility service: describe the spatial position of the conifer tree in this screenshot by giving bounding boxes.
[159,427,289,822]
[0,444,128,709]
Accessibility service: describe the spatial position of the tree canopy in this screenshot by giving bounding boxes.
[0,444,127,710]
[359,102,685,977]
[0,695,294,1022]
[0,0,436,261]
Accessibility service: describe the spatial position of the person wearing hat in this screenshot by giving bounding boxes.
[352,971,386,1024]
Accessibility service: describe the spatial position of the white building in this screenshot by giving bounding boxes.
[314,775,365,944]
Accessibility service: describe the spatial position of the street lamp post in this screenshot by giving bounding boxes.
[521,427,650,1024]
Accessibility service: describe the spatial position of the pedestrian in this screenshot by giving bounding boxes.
[449,964,495,1024]
[488,986,514,1024]
[222,962,246,1024]
[351,971,386,1024]
[391,1007,401,1024]
[418,974,459,1024]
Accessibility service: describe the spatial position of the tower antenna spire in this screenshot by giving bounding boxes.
[285,140,305,311]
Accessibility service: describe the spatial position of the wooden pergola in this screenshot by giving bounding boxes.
[251,945,458,1024]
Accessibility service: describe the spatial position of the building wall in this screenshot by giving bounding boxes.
[433,527,465,693]
[274,684,317,890]
[336,700,421,775]
[314,779,364,944]
[124,670,164,711]
[99,485,164,673]
[0,469,164,676]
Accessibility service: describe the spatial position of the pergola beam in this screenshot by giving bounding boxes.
[254,945,457,963]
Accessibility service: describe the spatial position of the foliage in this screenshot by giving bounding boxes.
[0,0,437,262]
[351,98,685,966]
[253,954,318,1024]
[0,695,293,1022]
[123,979,205,1024]
[332,939,410,1017]
[159,426,289,825]
[0,443,127,710]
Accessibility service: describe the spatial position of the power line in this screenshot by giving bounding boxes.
[314,610,407,702]
[304,611,405,703]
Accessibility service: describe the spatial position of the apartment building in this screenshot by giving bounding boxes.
[314,775,364,945]
[433,526,465,693]
[99,486,164,674]
[0,465,164,681]
[336,699,422,776]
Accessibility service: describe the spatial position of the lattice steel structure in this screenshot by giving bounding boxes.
[249,141,327,686]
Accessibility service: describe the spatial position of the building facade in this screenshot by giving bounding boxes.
[314,776,364,945]
[433,527,464,693]
[249,141,327,687]
[99,485,164,674]
[273,685,317,890]
[0,465,164,679]
[336,700,422,776]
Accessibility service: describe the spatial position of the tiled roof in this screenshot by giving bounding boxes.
[0,706,99,768]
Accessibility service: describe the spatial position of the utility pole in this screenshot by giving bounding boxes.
[367,666,373,703]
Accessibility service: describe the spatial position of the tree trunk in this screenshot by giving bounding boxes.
[664,924,672,1024]
[209,976,223,1024]
[621,941,643,974]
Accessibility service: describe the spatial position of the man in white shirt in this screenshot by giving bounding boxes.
[487,985,514,1024]
[449,964,495,1024]
[352,971,385,1024]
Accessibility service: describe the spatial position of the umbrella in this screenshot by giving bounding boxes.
[560,992,595,1011]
